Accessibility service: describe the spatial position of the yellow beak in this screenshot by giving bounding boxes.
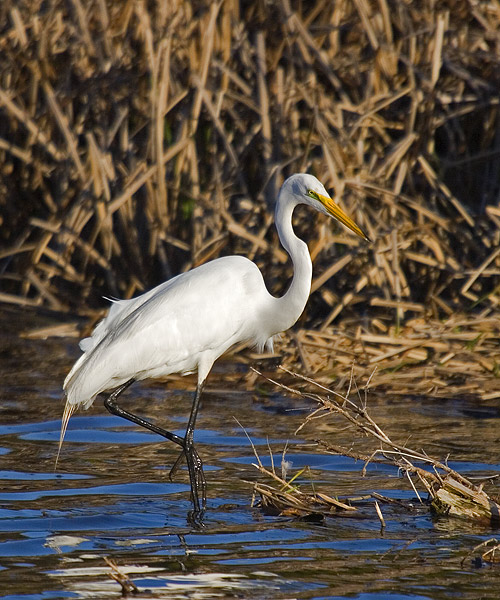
[318,193,371,242]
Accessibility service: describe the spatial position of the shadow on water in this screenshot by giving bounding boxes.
[1,309,499,599]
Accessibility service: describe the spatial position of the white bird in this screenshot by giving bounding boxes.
[59,173,370,518]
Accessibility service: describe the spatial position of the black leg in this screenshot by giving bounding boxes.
[184,383,207,513]
[103,379,185,447]
[102,378,207,521]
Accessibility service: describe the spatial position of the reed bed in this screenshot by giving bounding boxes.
[1,1,499,396]
[273,313,500,399]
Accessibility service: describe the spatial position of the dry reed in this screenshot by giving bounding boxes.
[1,1,499,397]
[251,367,500,526]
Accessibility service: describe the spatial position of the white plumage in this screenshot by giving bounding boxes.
[59,173,369,513]
[64,256,276,409]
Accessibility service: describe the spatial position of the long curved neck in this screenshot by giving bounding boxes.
[273,196,313,332]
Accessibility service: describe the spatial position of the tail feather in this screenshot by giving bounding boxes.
[55,400,76,468]
[57,299,135,467]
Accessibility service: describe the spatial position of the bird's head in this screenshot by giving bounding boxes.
[281,173,371,242]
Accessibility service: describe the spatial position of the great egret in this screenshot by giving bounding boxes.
[60,173,370,518]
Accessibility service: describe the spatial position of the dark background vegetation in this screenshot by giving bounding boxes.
[0,0,499,328]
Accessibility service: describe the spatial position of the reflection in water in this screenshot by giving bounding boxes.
[1,310,499,599]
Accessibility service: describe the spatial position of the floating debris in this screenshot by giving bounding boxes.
[252,367,500,527]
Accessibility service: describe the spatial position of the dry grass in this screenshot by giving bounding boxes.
[1,1,499,395]
[272,313,500,400]
[251,369,500,526]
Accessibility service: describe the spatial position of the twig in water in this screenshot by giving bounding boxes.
[104,558,140,596]
[374,500,386,529]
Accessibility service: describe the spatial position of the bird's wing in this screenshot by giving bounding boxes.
[64,256,268,406]
[78,277,183,353]
[109,256,260,360]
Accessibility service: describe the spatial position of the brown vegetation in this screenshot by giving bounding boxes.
[251,368,500,526]
[1,1,499,395]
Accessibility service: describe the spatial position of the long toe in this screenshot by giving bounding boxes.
[190,445,206,508]
[187,507,205,529]
[184,442,205,514]
[194,453,207,509]
[168,450,185,481]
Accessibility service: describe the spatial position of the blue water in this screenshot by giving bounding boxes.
[1,326,499,599]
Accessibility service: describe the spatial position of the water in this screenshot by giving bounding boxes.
[1,310,499,599]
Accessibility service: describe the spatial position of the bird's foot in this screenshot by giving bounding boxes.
[169,441,207,514]
[168,450,184,481]
[187,507,206,529]
[185,442,207,512]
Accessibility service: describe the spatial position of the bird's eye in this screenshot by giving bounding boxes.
[307,189,320,201]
